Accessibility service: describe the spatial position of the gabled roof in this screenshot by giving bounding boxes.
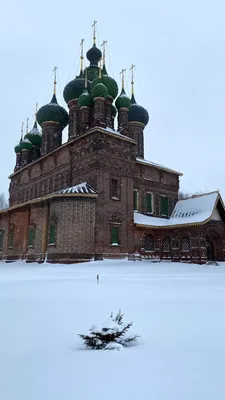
[134,191,225,228]
[56,182,98,195]
[136,157,183,176]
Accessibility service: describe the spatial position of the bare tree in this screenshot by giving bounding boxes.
[178,190,206,200]
[0,193,8,210]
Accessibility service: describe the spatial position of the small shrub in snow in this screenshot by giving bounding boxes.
[78,310,139,350]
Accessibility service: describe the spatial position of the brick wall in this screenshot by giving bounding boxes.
[27,203,47,260]
[0,213,9,258]
[47,197,96,262]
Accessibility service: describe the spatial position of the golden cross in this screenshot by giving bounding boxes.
[53,66,57,95]
[130,64,135,94]
[84,67,88,88]
[80,39,85,72]
[26,117,29,133]
[101,40,107,63]
[98,57,104,79]
[21,122,24,140]
[120,68,126,89]
[80,38,85,56]
[92,20,97,44]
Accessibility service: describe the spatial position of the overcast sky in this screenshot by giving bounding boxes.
[1,0,225,199]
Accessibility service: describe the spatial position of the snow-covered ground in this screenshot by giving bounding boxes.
[0,259,225,400]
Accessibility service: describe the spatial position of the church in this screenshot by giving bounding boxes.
[1,23,225,264]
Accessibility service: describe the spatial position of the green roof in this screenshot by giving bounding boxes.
[91,75,118,99]
[91,83,108,99]
[37,94,68,128]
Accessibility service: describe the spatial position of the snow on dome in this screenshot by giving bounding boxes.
[134,191,221,227]
[56,182,98,195]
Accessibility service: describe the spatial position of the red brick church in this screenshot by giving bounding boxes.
[0,24,225,264]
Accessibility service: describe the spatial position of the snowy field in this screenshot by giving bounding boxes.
[0,260,225,400]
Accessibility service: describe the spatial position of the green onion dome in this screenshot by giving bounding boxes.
[85,65,100,82]
[91,82,108,99]
[111,104,117,118]
[102,64,108,75]
[14,142,21,153]
[63,71,91,104]
[37,94,68,128]
[115,89,131,110]
[78,89,93,107]
[91,75,118,99]
[128,95,149,126]
[86,44,102,67]
[20,138,33,151]
[24,121,42,146]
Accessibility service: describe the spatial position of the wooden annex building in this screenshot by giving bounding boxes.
[1,25,225,264]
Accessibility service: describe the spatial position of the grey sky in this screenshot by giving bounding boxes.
[1,0,225,199]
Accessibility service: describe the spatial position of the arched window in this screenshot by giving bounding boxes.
[162,237,171,252]
[49,214,58,246]
[144,235,155,252]
[180,237,190,252]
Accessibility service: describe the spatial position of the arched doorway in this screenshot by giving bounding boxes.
[206,228,222,261]
[206,239,215,261]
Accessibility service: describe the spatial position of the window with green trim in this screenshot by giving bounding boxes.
[28,228,35,247]
[146,193,153,214]
[0,230,4,251]
[133,190,139,211]
[160,196,169,217]
[8,229,14,249]
[111,226,119,246]
[49,225,56,245]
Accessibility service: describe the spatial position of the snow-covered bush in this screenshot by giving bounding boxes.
[78,310,139,350]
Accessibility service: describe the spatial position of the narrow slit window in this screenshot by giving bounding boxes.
[133,190,139,211]
[111,226,119,246]
[49,225,56,245]
[146,193,153,214]
[8,229,14,249]
[28,228,35,247]
[161,196,169,217]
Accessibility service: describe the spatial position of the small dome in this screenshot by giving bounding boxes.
[78,89,93,107]
[86,44,102,67]
[37,94,69,128]
[63,72,91,104]
[85,66,100,82]
[14,143,21,153]
[91,75,118,99]
[115,89,131,110]
[128,97,149,126]
[91,83,108,99]
[111,104,117,118]
[24,121,42,146]
[20,138,33,151]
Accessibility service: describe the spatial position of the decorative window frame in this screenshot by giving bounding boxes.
[8,224,15,249]
[110,224,120,247]
[160,195,169,217]
[144,234,155,252]
[48,214,58,247]
[180,236,191,252]
[146,192,154,215]
[28,224,36,248]
[162,237,171,253]
[133,189,139,212]
[111,177,121,201]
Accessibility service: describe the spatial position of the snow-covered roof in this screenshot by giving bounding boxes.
[102,127,135,141]
[136,157,183,176]
[134,191,224,228]
[56,182,98,195]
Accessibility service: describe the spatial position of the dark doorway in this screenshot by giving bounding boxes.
[206,240,215,261]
